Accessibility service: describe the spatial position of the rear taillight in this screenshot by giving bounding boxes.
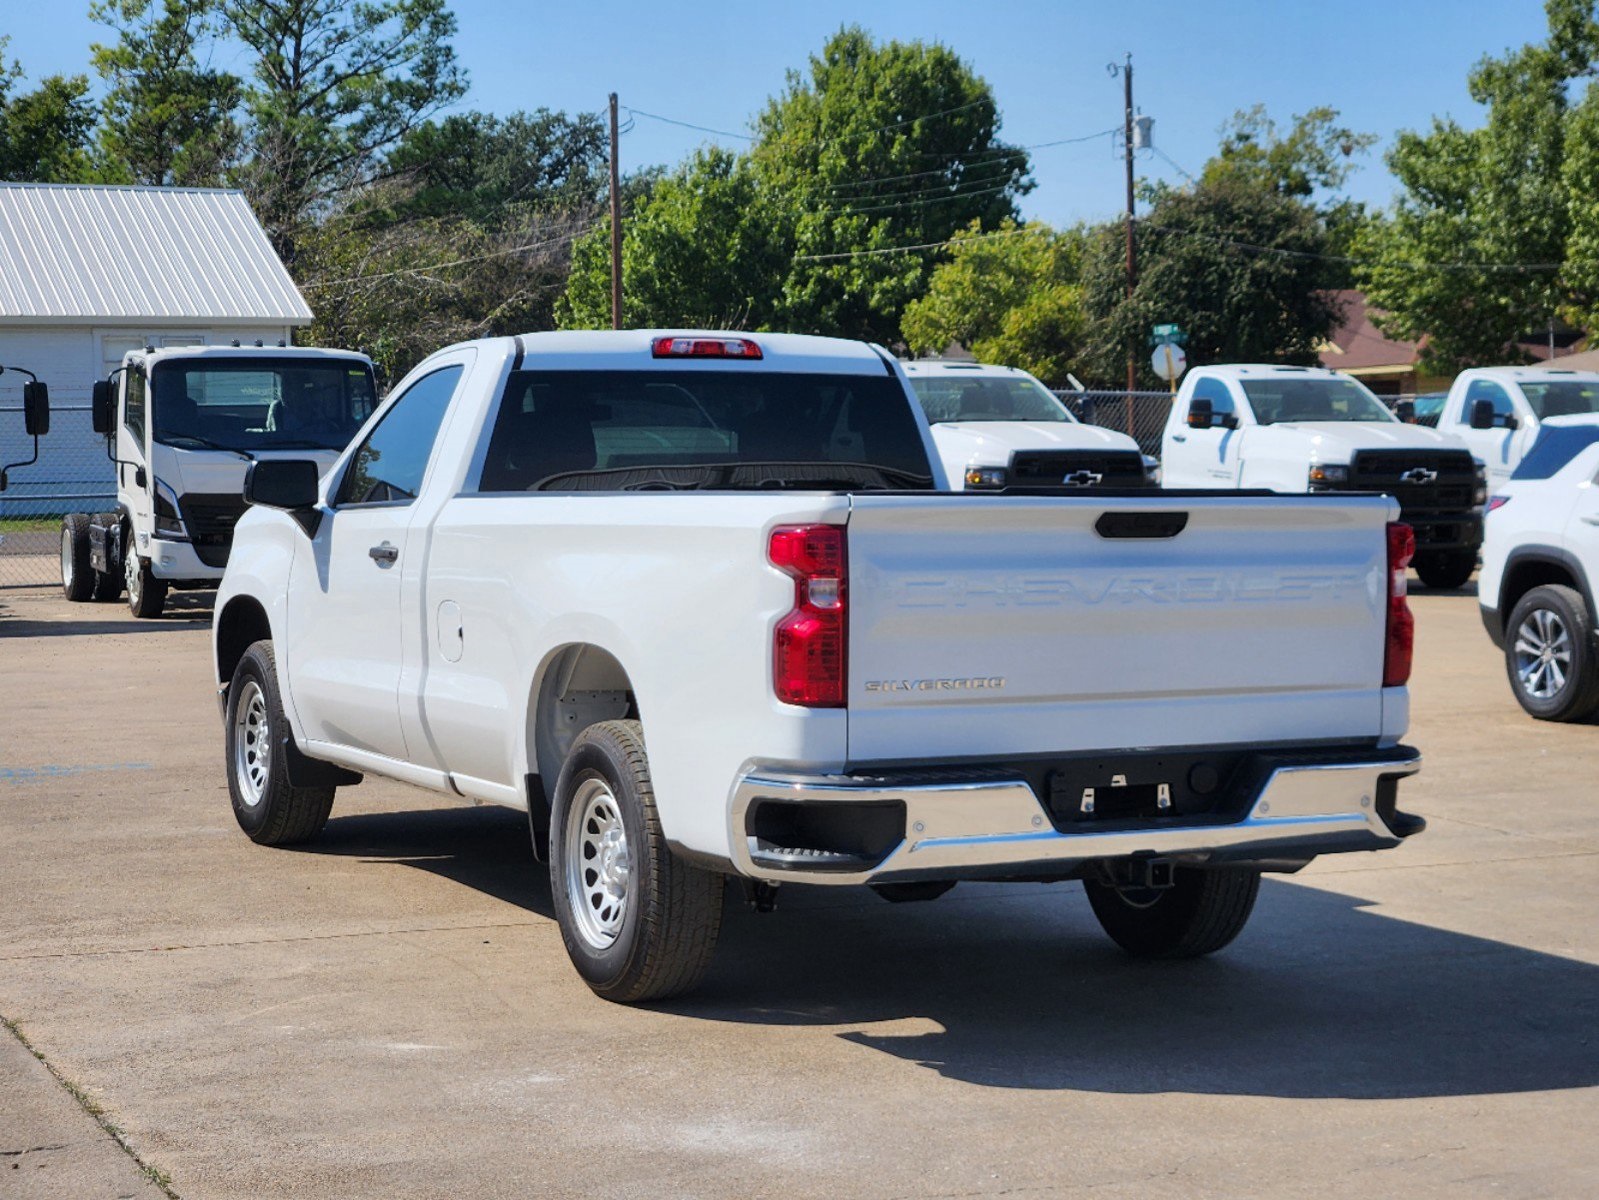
[1384,522,1415,687]
[769,524,846,707]
[651,335,762,359]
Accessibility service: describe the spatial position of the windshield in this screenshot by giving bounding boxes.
[150,357,377,452]
[1519,380,1599,420]
[475,370,933,492]
[1241,377,1395,424]
[908,375,1073,424]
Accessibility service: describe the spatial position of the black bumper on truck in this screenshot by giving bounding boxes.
[1313,450,1483,554]
[731,743,1423,885]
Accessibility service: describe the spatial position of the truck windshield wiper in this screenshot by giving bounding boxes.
[158,434,254,461]
[534,461,933,492]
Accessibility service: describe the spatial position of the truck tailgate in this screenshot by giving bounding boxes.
[845,493,1395,763]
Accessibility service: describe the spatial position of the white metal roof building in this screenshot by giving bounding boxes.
[0,182,312,523]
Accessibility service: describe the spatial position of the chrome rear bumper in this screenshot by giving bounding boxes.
[730,750,1422,885]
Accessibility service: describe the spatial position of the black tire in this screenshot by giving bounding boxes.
[1414,550,1476,591]
[60,515,93,601]
[1084,866,1260,959]
[125,547,167,618]
[549,719,724,1003]
[1503,584,1599,722]
[225,640,335,845]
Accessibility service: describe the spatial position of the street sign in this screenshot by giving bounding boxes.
[1151,323,1186,346]
[1151,343,1187,381]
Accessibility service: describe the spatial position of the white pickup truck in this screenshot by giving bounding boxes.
[900,360,1155,489]
[1434,366,1599,485]
[1163,364,1486,590]
[215,330,1425,1003]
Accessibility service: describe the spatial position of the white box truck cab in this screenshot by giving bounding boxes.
[1162,364,1487,590]
[61,345,377,617]
[902,360,1156,490]
[1435,367,1599,486]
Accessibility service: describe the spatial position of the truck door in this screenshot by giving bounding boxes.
[1166,376,1244,486]
[118,363,152,528]
[285,364,464,762]
[1455,378,1531,484]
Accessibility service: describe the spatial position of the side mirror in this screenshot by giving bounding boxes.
[245,459,321,510]
[1187,398,1214,429]
[92,380,113,434]
[1504,413,1520,431]
[1394,399,1415,423]
[1469,399,1496,430]
[22,381,49,436]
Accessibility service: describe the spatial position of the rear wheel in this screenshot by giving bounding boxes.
[1414,550,1476,591]
[1084,866,1260,958]
[125,545,167,618]
[1504,584,1599,722]
[60,515,93,601]
[549,719,724,1003]
[225,640,335,845]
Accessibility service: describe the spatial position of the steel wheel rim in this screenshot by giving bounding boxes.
[125,548,140,605]
[564,777,632,950]
[60,528,73,589]
[1513,608,1573,700]
[232,680,270,806]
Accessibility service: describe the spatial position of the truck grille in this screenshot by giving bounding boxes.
[178,493,248,568]
[1348,450,1477,514]
[1008,449,1150,489]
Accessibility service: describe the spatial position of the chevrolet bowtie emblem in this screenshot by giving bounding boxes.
[1062,470,1103,487]
[1399,467,1437,485]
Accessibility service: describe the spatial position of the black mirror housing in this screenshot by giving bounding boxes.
[245,459,321,510]
[1187,398,1214,429]
[92,380,113,434]
[1469,398,1496,430]
[22,381,49,436]
[1394,399,1415,423]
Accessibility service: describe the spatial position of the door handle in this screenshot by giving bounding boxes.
[1171,434,1187,443]
[368,541,399,564]
[1582,516,1599,526]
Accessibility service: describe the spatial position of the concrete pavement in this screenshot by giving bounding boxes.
[1,581,1596,1199]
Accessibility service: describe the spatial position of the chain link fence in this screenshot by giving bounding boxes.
[1056,390,1177,457]
[1,402,115,589]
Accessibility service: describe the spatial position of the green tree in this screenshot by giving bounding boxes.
[223,0,467,263]
[1205,105,1376,199]
[0,41,96,182]
[558,148,791,330]
[752,26,1031,341]
[901,220,1088,383]
[90,0,241,186]
[1355,0,1597,370]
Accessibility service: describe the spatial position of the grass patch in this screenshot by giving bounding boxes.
[0,517,61,534]
[1,1014,180,1199]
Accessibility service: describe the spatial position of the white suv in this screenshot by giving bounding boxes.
[901,361,1154,490]
[1478,418,1599,720]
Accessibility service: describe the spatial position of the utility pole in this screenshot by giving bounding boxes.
[609,92,623,330]
[1121,53,1136,404]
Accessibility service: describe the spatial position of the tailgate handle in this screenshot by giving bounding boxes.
[1095,511,1189,539]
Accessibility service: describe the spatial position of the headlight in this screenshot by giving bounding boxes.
[1141,454,1162,486]
[1308,464,1349,486]
[964,466,1008,489]
[153,483,186,537]
[1474,461,1488,505]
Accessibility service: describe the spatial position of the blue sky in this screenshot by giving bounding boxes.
[4,0,1554,225]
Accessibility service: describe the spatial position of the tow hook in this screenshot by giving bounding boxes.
[1103,857,1177,892]
[742,880,779,913]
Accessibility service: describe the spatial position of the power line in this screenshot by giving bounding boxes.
[794,222,1050,263]
[301,225,597,290]
[1138,221,1564,273]
[799,181,1017,220]
[624,97,996,151]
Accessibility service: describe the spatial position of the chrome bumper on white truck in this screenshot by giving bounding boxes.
[730,748,1422,885]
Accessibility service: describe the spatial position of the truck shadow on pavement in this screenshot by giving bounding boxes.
[294,804,1599,1101]
[0,592,213,636]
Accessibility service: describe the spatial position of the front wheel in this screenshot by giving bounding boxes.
[549,720,724,1003]
[1504,584,1599,722]
[125,546,167,618]
[1083,866,1260,959]
[1413,550,1476,591]
[225,640,335,845]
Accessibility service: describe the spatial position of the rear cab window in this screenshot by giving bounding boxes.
[472,370,934,492]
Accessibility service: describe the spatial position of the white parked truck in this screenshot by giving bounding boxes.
[60,344,377,616]
[1434,366,1599,486]
[901,360,1156,490]
[1162,364,1486,590]
[215,330,1425,1003]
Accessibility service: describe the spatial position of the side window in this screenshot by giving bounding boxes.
[124,367,146,448]
[1190,377,1235,417]
[1463,379,1513,421]
[335,365,463,506]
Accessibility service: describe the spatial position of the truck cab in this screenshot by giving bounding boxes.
[1162,364,1486,589]
[62,345,377,616]
[1436,367,1599,486]
[901,360,1155,489]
